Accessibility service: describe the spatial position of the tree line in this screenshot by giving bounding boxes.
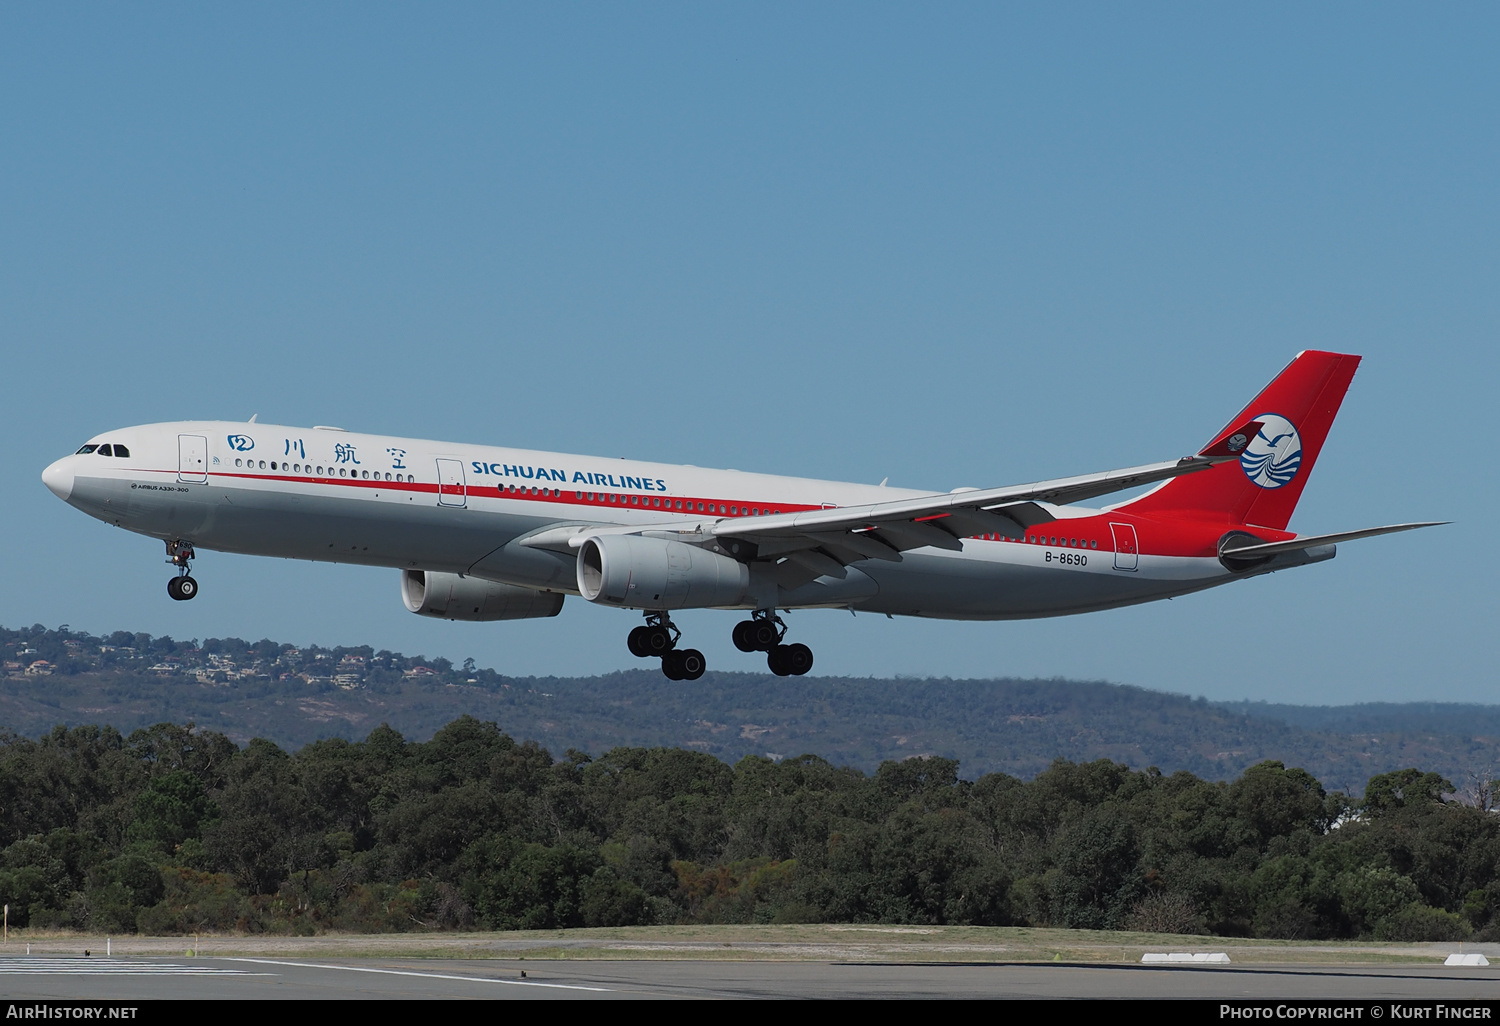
[0,716,1495,940]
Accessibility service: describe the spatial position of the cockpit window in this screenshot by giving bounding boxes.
[96,444,113,456]
[112,445,129,458]
[76,445,98,454]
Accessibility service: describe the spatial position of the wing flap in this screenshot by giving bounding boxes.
[806,530,903,561]
[785,549,849,579]
[872,519,965,552]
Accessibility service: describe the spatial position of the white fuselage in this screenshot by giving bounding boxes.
[43,420,1252,620]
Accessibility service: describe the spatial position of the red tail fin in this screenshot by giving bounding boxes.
[1122,351,1361,530]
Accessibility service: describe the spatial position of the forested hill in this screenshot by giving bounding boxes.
[4,624,1496,792]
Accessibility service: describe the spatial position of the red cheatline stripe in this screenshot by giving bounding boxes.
[147,469,1289,557]
[204,469,826,517]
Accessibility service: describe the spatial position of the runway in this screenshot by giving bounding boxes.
[3,956,1500,1000]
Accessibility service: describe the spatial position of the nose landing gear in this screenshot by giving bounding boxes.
[732,611,814,676]
[626,612,705,681]
[165,540,199,601]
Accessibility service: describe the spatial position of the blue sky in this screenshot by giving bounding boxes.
[2,4,1494,704]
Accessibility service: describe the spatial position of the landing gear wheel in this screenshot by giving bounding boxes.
[631,613,679,658]
[732,621,757,653]
[767,645,790,676]
[164,540,198,601]
[643,625,675,655]
[767,643,812,676]
[783,642,813,675]
[734,615,783,652]
[628,625,652,658]
[661,648,706,681]
[662,648,706,681]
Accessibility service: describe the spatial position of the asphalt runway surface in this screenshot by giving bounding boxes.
[4,956,1500,1000]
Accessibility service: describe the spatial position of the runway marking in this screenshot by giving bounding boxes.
[0,958,269,976]
[225,958,612,992]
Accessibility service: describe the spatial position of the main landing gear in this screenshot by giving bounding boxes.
[732,611,813,677]
[165,540,199,601]
[624,610,813,680]
[627,612,705,681]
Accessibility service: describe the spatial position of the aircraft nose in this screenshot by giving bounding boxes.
[42,458,75,501]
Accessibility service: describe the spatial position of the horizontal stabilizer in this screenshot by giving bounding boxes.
[1222,522,1445,561]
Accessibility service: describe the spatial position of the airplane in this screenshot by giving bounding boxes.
[41,350,1438,680]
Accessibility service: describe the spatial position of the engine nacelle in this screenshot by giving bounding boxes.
[400,569,564,621]
[576,534,749,609]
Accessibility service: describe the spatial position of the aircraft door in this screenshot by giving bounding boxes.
[436,458,467,507]
[177,434,208,483]
[1110,522,1139,571]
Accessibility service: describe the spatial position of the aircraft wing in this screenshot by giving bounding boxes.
[703,424,1263,585]
[696,417,1260,582]
[521,422,1261,587]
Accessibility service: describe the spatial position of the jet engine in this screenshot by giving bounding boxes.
[400,569,564,621]
[576,534,749,609]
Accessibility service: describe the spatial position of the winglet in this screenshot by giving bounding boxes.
[1198,420,1263,461]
